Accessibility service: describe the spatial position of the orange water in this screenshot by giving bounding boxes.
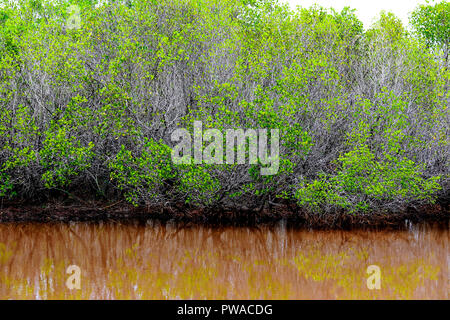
[0,221,448,299]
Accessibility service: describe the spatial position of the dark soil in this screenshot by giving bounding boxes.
[0,199,448,229]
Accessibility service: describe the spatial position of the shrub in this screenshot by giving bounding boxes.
[0,0,447,215]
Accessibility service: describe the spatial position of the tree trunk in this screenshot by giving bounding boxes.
[444,42,449,70]
[445,45,449,69]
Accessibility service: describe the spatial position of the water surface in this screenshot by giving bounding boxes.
[0,221,448,299]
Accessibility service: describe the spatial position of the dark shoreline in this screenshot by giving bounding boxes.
[0,201,448,230]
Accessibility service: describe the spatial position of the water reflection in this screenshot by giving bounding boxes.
[0,221,448,299]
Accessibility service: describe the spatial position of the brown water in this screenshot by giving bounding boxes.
[0,221,448,300]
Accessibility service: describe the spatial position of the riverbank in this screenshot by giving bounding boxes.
[1,0,449,227]
[0,200,448,229]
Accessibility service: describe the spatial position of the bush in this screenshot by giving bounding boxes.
[0,0,447,215]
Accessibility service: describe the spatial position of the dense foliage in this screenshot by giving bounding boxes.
[0,0,448,215]
[411,0,449,66]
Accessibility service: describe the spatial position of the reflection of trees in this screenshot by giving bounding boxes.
[0,222,447,299]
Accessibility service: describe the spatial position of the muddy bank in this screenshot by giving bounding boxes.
[0,200,448,229]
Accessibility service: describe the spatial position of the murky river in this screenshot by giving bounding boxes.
[0,221,448,299]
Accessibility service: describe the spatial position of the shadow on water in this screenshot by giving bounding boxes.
[0,219,448,299]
